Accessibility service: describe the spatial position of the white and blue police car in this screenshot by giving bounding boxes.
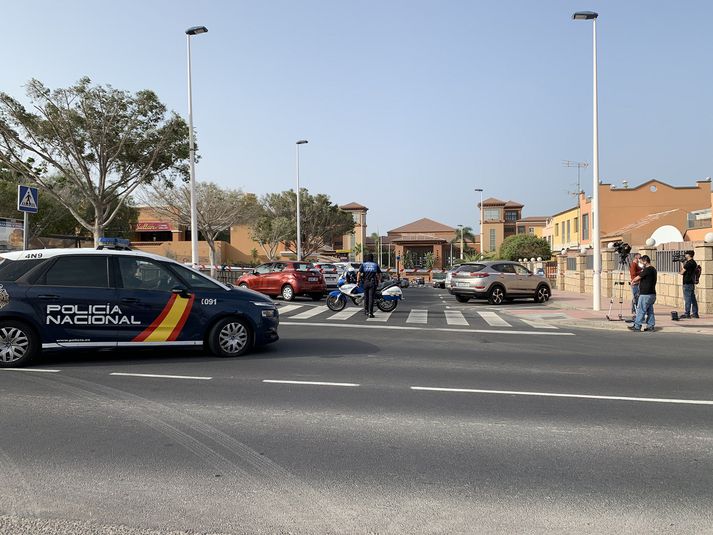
[0,239,279,367]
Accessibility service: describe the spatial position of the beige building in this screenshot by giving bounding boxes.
[478,198,523,253]
[333,202,368,261]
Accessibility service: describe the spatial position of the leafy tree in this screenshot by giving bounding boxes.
[352,242,363,260]
[0,77,189,246]
[248,189,354,260]
[250,248,260,267]
[423,251,436,270]
[140,181,247,275]
[403,250,415,269]
[498,235,551,261]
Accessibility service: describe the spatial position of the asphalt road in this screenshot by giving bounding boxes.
[1,287,712,534]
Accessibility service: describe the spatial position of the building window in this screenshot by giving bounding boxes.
[505,210,518,222]
[582,214,589,240]
[489,229,496,252]
[574,217,579,233]
[528,227,535,234]
[566,220,571,243]
[517,225,525,234]
[555,223,559,237]
[484,208,500,221]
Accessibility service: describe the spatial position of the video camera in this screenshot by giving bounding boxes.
[611,241,631,259]
[672,250,691,263]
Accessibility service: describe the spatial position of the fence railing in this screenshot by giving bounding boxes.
[198,268,252,285]
[566,257,577,271]
[655,250,682,273]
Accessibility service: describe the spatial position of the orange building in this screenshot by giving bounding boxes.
[478,198,524,253]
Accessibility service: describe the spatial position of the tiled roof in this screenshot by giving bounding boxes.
[504,200,524,208]
[388,218,456,234]
[602,209,682,238]
[480,197,506,206]
[339,202,368,210]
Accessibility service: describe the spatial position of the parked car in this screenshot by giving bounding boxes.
[432,271,447,288]
[399,277,410,288]
[236,261,326,301]
[448,261,551,305]
[313,262,340,288]
[0,246,280,367]
[445,266,460,288]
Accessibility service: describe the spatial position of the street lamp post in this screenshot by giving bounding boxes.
[573,10,601,311]
[458,224,464,260]
[295,140,308,261]
[185,25,208,267]
[475,188,484,258]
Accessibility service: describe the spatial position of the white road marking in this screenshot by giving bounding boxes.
[445,310,469,326]
[519,318,557,329]
[410,386,713,406]
[290,305,329,319]
[406,309,428,324]
[328,308,362,320]
[110,373,212,380]
[0,368,60,373]
[280,322,574,336]
[263,380,359,387]
[477,311,512,327]
[277,304,303,315]
[367,311,392,322]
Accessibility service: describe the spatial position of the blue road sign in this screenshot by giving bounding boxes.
[17,185,39,214]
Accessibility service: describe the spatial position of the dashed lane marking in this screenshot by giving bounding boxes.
[279,321,574,336]
[410,386,713,406]
[477,311,512,327]
[406,309,428,324]
[263,380,360,387]
[290,305,329,320]
[0,368,60,373]
[110,373,212,380]
[444,310,469,326]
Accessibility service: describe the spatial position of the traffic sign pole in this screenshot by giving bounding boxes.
[23,212,28,250]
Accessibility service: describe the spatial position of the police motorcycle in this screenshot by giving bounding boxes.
[326,271,403,312]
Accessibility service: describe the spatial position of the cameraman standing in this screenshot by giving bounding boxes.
[629,252,642,317]
[628,255,657,332]
[679,250,699,319]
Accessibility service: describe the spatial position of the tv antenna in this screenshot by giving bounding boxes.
[562,160,589,196]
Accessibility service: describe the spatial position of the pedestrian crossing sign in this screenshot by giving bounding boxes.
[17,185,39,213]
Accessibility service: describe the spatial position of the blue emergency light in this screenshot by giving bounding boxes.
[97,237,131,250]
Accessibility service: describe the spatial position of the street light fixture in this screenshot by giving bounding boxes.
[185,25,208,266]
[295,140,308,261]
[475,188,484,258]
[458,224,464,260]
[572,10,601,311]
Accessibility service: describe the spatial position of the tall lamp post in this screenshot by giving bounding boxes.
[458,224,464,260]
[185,25,208,266]
[295,140,308,261]
[573,10,601,311]
[475,188,484,258]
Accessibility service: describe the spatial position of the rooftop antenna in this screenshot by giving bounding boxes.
[562,160,589,195]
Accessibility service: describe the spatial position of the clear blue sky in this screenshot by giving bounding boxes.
[3,1,712,234]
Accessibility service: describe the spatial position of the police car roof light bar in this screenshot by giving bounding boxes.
[97,237,132,250]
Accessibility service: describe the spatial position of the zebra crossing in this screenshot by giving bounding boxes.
[277,303,558,330]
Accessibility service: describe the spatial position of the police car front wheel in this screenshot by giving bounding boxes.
[207,317,253,357]
[0,320,39,368]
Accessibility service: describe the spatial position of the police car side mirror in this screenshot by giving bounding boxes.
[171,286,192,298]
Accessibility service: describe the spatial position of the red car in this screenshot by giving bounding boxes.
[236,261,326,301]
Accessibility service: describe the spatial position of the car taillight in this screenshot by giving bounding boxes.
[470,273,488,278]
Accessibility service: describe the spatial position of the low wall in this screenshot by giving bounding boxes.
[557,243,713,314]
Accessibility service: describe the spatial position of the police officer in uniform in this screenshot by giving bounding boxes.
[358,254,382,318]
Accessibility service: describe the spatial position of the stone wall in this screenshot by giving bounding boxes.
[556,243,713,314]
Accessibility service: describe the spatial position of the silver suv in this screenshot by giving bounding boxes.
[448,261,551,305]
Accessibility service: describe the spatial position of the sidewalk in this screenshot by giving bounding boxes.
[543,290,713,335]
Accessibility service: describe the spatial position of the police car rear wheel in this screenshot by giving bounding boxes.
[0,321,38,368]
[208,317,252,357]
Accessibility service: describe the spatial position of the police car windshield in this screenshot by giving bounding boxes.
[0,258,46,281]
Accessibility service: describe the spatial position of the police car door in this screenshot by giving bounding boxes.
[25,254,119,349]
[114,256,200,347]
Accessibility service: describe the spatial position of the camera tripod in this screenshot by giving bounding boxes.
[606,254,634,322]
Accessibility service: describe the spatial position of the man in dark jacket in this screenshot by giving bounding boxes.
[628,255,657,332]
[358,254,382,318]
[679,250,699,319]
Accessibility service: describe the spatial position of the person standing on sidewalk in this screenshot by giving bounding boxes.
[628,255,657,332]
[679,250,699,319]
[358,253,382,318]
[629,252,642,317]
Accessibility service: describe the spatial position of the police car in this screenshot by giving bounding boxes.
[0,239,279,367]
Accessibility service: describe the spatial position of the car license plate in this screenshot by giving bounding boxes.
[308,277,318,282]
[456,282,470,287]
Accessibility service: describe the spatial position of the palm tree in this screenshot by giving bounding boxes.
[450,226,476,261]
